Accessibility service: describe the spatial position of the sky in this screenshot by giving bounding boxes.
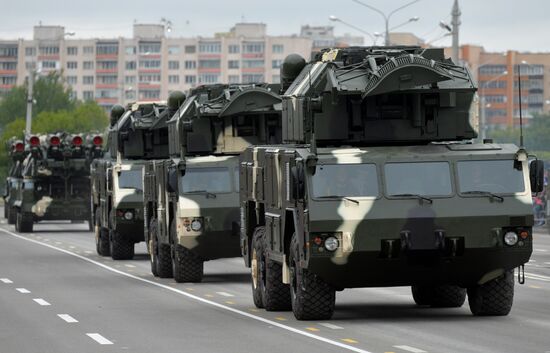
[1,0,549,53]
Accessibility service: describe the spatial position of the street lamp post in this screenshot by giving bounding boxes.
[351,0,420,46]
[328,15,376,44]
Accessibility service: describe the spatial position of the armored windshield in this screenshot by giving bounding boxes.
[118,170,143,190]
[457,160,525,194]
[385,162,452,197]
[312,164,379,198]
[181,167,233,194]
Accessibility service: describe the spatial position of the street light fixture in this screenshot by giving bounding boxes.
[328,15,376,44]
[351,0,421,45]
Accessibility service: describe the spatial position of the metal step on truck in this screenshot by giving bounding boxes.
[11,132,103,233]
[239,47,544,320]
[143,83,282,282]
[3,138,27,224]
[91,100,173,260]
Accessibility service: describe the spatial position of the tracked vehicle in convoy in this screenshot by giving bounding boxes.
[240,47,544,320]
[143,83,282,282]
[91,100,171,260]
[3,138,27,224]
[11,132,103,233]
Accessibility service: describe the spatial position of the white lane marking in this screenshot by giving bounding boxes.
[86,333,113,345]
[525,272,550,282]
[57,314,78,323]
[0,278,13,283]
[535,248,548,252]
[124,264,136,268]
[16,288,30,293]
[55,242,62,245]
[69,246,76,249]
[544,262,550,265]
[33,298,51,306]
[529,259,536,263]
[84,251,93,254]
[394,345,427,353]
[0,228,372,353]
[319,323,344,330]
[216,291,234,297]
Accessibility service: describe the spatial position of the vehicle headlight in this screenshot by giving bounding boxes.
[191,219,202,232]
[124,211,134,220]
[503,231,518,246]
[324,236,339,251]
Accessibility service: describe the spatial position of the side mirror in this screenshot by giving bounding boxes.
[167,168,179,194]
[291,163,305,200]
[530,160,545,193]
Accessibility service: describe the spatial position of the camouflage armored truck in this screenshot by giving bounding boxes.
[143,84,282,282]
[239,47,544,320]
[12,132,103,233]
[3,138,27,224]
[91,101,170,260]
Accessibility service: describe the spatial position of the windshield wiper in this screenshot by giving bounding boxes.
[317,195,359,204]
[462,190,504,203]
[391,193,433,204]
[185,190,217,199]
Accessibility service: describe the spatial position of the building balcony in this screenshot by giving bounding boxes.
[96,97,118,104]
[197,68,221,73]
[198,54,221,59]
[37,55,60,61]
[96,54,118,60]
[96,68,118,74]
[139,54,161,59]
[242,67,265,73]
[95,84,118,89]
[138,69,161,74]
[0,84,15,89]
[0,70,17,75]
[242,53,264,59]
[138,83,161,89]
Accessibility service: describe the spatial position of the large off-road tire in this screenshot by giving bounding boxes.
[468,270,514,316]
[251,226,265,308]
[149,219,159,276]
[150,219,172,278]
[16,209,33,233]
[289,234,335,320]
[95,210,110,256]
[412,285,466,308]
[8,206,16,225]
[173,244,204,283]
[3,204,7,219]
[109,230,135,260]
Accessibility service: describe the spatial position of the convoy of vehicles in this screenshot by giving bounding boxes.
[2,45,544,322]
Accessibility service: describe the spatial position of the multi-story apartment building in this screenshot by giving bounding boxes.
[448,45,550,130]
[1,23,313,111]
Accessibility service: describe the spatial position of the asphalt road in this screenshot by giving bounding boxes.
[1,208,550,353]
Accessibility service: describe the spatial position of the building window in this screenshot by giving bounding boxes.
[83,76,94,85]
[96,44,118,55]
[272,75,280,83]
[228,60,239,69]
[83,91,94,100]
[486,109,507,118]
[25,47,36,56]
[25,62,34,70]
[228,44,240,54]
[98,89,118,98]
[83,61,94,70]
[199,59,221,69]
[168,61,180,70]
[272,60,282,69]
[0,62,16,70]
[484,95,507,104]
[125,90,136,100]
[125,61,136,70]
[83,46,94,55]
[242,42,264,54]
[139,42,161,54]
[66,76,77,85]
[185,45,196,54]
[199,42,221,53]
[479,65,506,75]
[69,91,77,100]
[125,76,136,84]
[515,64,544,76]
[98,61,117,70]
[0,76,17,85]
[125,46,136,55]
[67,47,78,55]
[479,80,506,89]
[141,90,160,99]
[139,74,161,83]
[242,59,264,68]
[272,44,284,53]
[98,75,117,84]
[41,61,58,69]
[198,74,220,84]
[67,61,78,70]
[184,61,197,69]
[228,75,240,84]
[39,46,60,55]
[168,75,180,84]
[242,74,264,83]
[139,60,161,69]
[184,75,196,84]
[168,46,180,55]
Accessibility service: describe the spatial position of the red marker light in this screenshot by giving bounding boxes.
[29,136,40,147]
[15,142,24,152]
[92,136,103,146]
[72,136,83,146]
[50,136,61,146]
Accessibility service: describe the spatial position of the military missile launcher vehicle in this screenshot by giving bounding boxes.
[143,84,282,282]
[3,138,27,224]
[239,47,544,319]
[11,132,104,233]
[91,101,170,260]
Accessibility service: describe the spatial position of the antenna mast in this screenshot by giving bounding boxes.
[517,64,524,148]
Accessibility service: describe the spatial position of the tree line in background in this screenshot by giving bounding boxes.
[0,72,108,182]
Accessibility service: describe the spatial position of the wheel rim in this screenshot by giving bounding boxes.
[149,239,156,265]
[251,248,259,289]
[290,256,298,302]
